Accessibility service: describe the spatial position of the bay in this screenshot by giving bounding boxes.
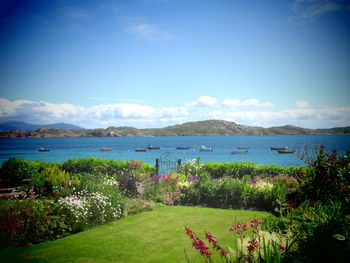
[0,135,349,167]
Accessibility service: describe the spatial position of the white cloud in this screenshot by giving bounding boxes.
[189,96,218,107]
[207,107,350,128]
[1,98,349,129]
[158,106,189,117]
[128,23,174,40]
[295,100,310,108]
[289,0,345,23]
[222,98,274,108]
[0,98,33,117]
[90,104,156,119]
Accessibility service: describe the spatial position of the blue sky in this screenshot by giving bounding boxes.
[0,0,349,128]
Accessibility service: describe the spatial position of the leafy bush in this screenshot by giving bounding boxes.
[142,175,181,205]
[180,176,286,211]
[202,162,311,179]
[0,158,40,186]
[263,201,349,263]
[0,199,69,247]
[29,166,77,198]
[61,157,155,177]
[295,149,350,207]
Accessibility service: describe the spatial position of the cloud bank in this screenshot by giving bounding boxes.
[0,97,349,129]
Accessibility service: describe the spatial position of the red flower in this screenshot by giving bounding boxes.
[279,244,285,251]
[247,240,259,253]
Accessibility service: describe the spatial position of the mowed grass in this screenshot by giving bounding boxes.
[0,206,271,263]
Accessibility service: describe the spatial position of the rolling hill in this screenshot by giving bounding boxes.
[0,120,349,137]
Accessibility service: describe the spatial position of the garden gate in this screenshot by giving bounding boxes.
[155,152,182,175]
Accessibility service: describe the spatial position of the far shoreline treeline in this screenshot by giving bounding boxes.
[0,119,349,138]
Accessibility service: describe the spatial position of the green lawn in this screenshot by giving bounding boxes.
[0,206,271,263]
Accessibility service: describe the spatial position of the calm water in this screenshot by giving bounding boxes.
[0,135,349,166]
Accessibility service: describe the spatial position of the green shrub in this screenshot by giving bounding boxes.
[202,162,312,179]
[61,157,155,177]
[0,199,69,248]
[264,201,349,263]
[0,158,40,186]
[142,175,181,205]
[296,149,350,208]
[180,177,285,211]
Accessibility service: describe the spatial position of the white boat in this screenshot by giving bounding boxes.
[199,145,214,152]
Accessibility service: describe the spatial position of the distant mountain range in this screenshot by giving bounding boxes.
[0,120,349,138]
[0,121,83,131]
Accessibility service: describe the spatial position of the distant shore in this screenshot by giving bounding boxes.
[0,120,349,138]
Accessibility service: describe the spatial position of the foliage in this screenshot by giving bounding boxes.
[180,176,286,212]
[125,198,155,216]
[0,199,69,247]
[60,157,154,177]
[142,174,182,205]
[29,166,78,198]
[263,201,349,263]
[0,158,40,186]
[295,148,350,207]
[202,162,311,180]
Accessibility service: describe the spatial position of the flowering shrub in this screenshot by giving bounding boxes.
[296,148,350,207]
[177,158,209,180]
[142,173,182,205]
[57,195,90,232]
[270,175,299,190]
[126,198,155,215]
[0,199,69,247]
[57,190,124,232]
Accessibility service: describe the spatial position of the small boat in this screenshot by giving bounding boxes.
[147,145,161,150]
[278,150,295,154]
[237,147,251,150]
[135,148,148,152]
[230,150,248,154]
[38,147,50,152]
[176,146,191,150]
[100,147,112,151]
[271,147,287,151]
[199,145,214,152]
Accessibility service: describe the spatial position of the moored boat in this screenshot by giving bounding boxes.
[230,150,248,154]
[278,150,295,154]
[100,147,112,151]
[135,148,148,152]
[199,145,214,151]
[271,147,287,151]
[147,145,161,150]
[38,147,50,152]
[176,146,191,150]
[237,147,250,150]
